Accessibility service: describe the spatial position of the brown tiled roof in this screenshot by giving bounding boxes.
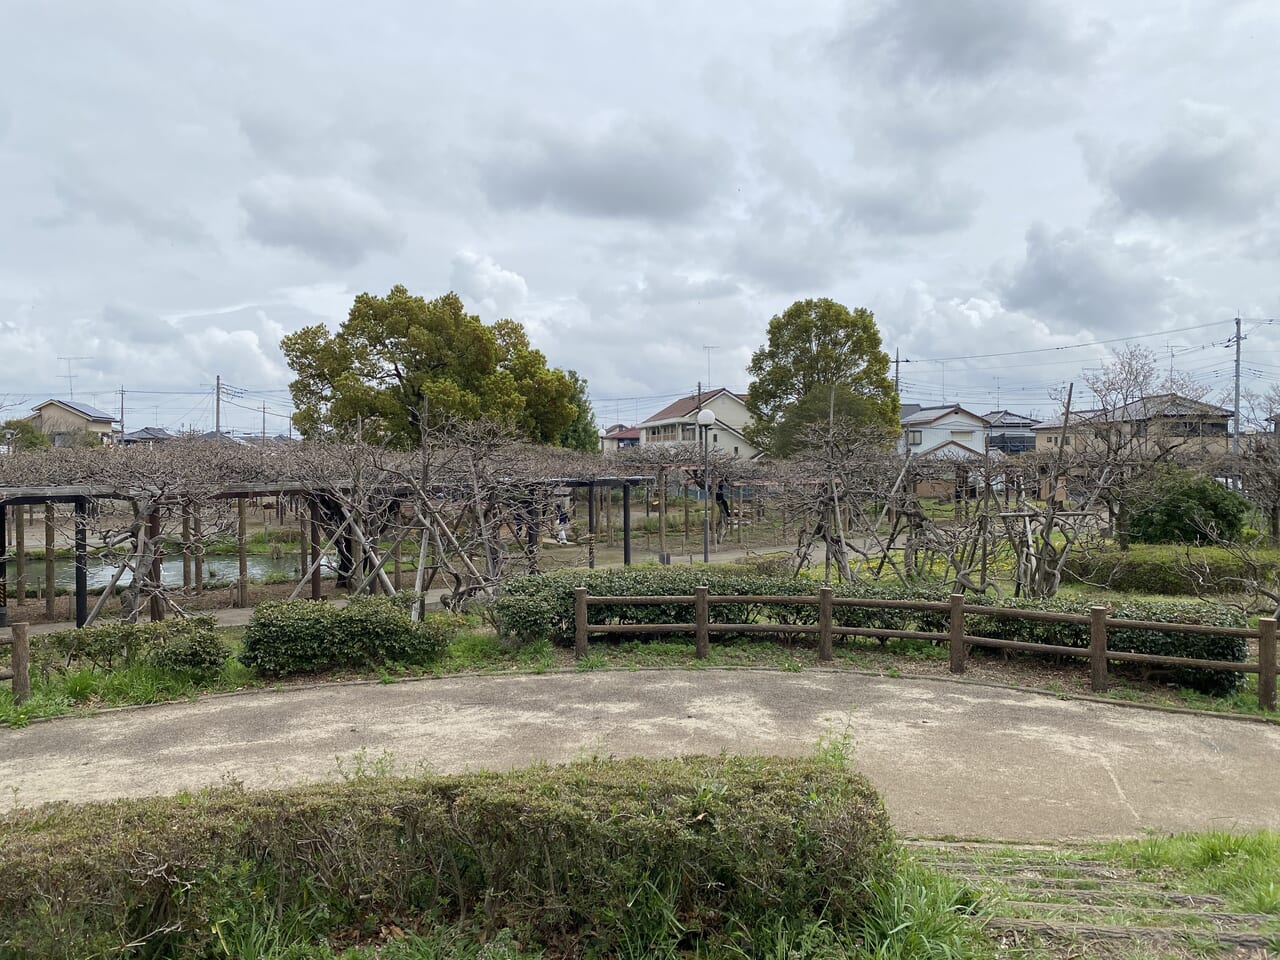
[643,388,745,423]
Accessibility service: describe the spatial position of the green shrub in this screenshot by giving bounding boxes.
[492,566,1247,695]
[138,616,228,677]
[1130,466,1249,544]
[32,616,229,679]
[490,566,951,647]
[1064,544,1280,595]
[240,597,455,677]
[0,756,896,959]
[965,596,1247,695]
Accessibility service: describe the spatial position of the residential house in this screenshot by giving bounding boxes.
[118,426,175,445]
[1030,393,1233,460]
[601,424,641,451]
[899,404,990,458]
[28,399,117,446]
[638,388,761,459]
[983,410,1038,455]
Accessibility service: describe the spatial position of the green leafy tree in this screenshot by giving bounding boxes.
[281,286,578,447]
[557,371,600,452]
[1130,466,1249,544]
[745,298,898,454]
[1,418,51,451]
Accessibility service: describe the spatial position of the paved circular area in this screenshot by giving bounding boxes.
[3,670,1278,840]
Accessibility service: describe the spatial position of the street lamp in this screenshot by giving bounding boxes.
[697,407,715,562]
[597,426,606,453]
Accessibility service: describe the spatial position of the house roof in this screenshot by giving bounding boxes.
[32,399,117,423]
[643,388,748,424]
[120,427,174,442]
[914,439,1000,461]
[606,426,642,441]
[900,404,987,426]
[982,409,1038,427]
[1031,394,1233,430]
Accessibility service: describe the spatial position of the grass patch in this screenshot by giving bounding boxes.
[1103,831,1280,917]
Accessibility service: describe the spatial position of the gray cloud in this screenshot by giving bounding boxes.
[639,272,741,305]
[480,115,731,220]
[240,175,405,267]
[835,0,1107,85]
[842,171,981,236]
[999,223,1174,332]
[1084,104,1279,226]
[50,172,208,245]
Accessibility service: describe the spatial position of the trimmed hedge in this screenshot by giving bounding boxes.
[1064,544,1280,596]
[0,756,895,959]
[33,615,229,679]
[965,596,1248,696]
[240,596,456,677]
[492,567,1247,695]
[490,566,952,647]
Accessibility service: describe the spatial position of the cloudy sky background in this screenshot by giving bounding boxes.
[2,0,1279,435]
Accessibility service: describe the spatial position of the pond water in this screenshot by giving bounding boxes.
[43,553,308,590]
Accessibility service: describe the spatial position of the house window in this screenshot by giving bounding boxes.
[951,430,974,441]
[734,446,739,455]
[713,432,718,444]
[908,430,922,445]
[1062,436,1070,446]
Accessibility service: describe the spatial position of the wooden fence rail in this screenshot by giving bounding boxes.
[0,621,31,705]
[572,588,1278,712]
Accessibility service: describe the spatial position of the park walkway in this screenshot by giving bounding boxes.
[3,670,1277,841]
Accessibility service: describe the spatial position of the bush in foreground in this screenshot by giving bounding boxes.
[0,755,896,959]
[240,596,456,677]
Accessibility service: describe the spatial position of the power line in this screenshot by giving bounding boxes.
[911,319,1230,363]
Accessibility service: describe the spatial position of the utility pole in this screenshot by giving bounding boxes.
[261,402,267,444]
[119,386,125,437]
[214,375,221,436]
[1232,317,1244,454]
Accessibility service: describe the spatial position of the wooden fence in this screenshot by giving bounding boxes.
[573,587,1278,712]
[1,621,30,705]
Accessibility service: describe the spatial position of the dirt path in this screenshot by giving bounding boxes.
[3,670,1278,841]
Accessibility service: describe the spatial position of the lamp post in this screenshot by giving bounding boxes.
[697,407,715,562]
[597,426,606,453]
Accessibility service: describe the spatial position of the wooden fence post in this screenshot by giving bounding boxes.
[1260,617,1277,712]
[818,585,834,662]
[11,621,30,705]
[574,586,589,659]
[695,585,709,659]
[948,593,966,674]
[1090,606,1109,693]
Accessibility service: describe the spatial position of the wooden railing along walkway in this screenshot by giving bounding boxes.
[573,587,1278,711]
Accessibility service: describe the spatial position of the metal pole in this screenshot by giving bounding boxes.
[1233,316,1243,455]
[702,426,710,563]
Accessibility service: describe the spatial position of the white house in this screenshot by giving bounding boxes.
[639,388,762,459]
[899,404,990,458]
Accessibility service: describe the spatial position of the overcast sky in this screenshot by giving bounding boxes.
[2,0,1279,434]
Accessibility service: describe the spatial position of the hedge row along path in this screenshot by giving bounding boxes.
[3,670,1278,839]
